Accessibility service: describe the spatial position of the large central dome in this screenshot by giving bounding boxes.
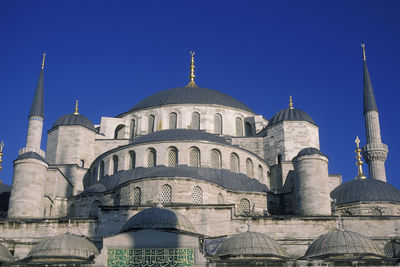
[123,86,255,114]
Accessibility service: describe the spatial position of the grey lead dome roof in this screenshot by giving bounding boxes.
[52,113,96,132]
[294,147,327,159]
[122,86,255,114]
[304,230,383,259]
[0,243,13,263]
[215,231,288,259]
[268,107,315,126]
[121,206,197,234]
[331,178,400,205]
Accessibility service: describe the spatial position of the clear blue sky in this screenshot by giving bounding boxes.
[1,1,399,188]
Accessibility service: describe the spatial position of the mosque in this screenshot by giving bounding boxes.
[0,45,400,266]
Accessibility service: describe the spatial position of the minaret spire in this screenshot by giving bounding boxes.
[29,53,46,118]
[361,44,378,115]
[186,51,197,87]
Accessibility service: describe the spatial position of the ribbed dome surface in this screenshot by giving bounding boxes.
[0,243,13,263]
[268,108,315,126]
[215,231,288,258]
[29,233,99,261]
[121,206,197,234]
[331,179,400,205]
[123,86,254,114]
[304,230,383,259]
[52,113,96,132]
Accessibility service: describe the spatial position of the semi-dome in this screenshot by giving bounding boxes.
[81,183,107,195]
[120,86,255,115]
[331,178,400,205]
[51,113,96,132]
[215,231,288,259]
[295,147,327,158]
[121,206,197,234]
[0,243,13,263]
[28,233,99,263]
[304,229,383,259]
[268,108,315,126]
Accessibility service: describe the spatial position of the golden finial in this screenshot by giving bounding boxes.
[74,100,79,115]
[289,95,294,110]
[41,53,46,69]
[186,51,197,87]
[361,44,366,61]
[0,140,4,171]
[355,136,367,179]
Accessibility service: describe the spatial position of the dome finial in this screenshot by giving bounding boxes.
[338,215,344,231]
[74,100,79,115]
[41,53,46,69]
[361,43,366,61]
[186,51,197,87]
[0,140,4,172]
[355,136,367,179]
[246,217,252,232]
[289,95,294,109]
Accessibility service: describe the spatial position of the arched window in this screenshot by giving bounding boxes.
[235,117,243,137]
[89,200,101,218]
[129,151,136,169]
[230,153,239,173]
[246,158,253,177]
[191,112,200,130]
[132,187,141,206]
[130,119,136,139]
[169,112,177,129]
[189,147,200,167]
[214,113,223,134]
[160,184,172,204]
[210,149,222,169]
[239,198,250,215]
[114,124,126,139]
[167,147,178,167]
[277,154,282,164]
[147,148,156,167]
[218,193,224,204]
[148,114,155,133]
[192,186,203,204]
[258,165,263,181]
[99,161,105,178]
[112,155,119,174]
[245,122,252,137]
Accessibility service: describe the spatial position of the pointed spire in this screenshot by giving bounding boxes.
[361,44,378,114]
[29,53,45,118]
[186,51,197,87]
[74,100,79,115]
[355,136,367,179]
[289,95,294,109]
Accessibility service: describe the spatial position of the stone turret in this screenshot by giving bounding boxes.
[8,54,48,218]
[292,148,330,216]
[360,44,388,182]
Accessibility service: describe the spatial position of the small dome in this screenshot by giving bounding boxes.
[304,230,383,259]
[0,243,13,263]
[215,231,288,259]
[331,179,400,205]
[17,151,46,162]
[81,183,107,195]
[52,113,96,132]
[121,206,197,234]
[28,233,99,262]
[295,147,327,158]
[121,86,254,115]
[268,108,315,126]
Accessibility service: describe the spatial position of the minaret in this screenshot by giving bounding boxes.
[360,44,388,182]
[8,54,48,218]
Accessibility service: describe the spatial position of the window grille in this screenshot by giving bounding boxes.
[112,155,118,174]
[168,148,178,167]
[218,193,224,204]
[148,115,155,133]
[132,187,141,206]
[239,198,250,215]
[235,117,243,137]
[99,161,105,178]
[169,112,177,129]
[160,184,172,204]
[246,158,253,177]
[147,149,156,167]
[214,113,223,134]
[258,165,263,181]
[130,119,136,139]
[210,149,221,169]
[193,186,203,204]
[189,148,200,167]
[230,153,239,173]
[191,112,200,130]
[129,151,136,169]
